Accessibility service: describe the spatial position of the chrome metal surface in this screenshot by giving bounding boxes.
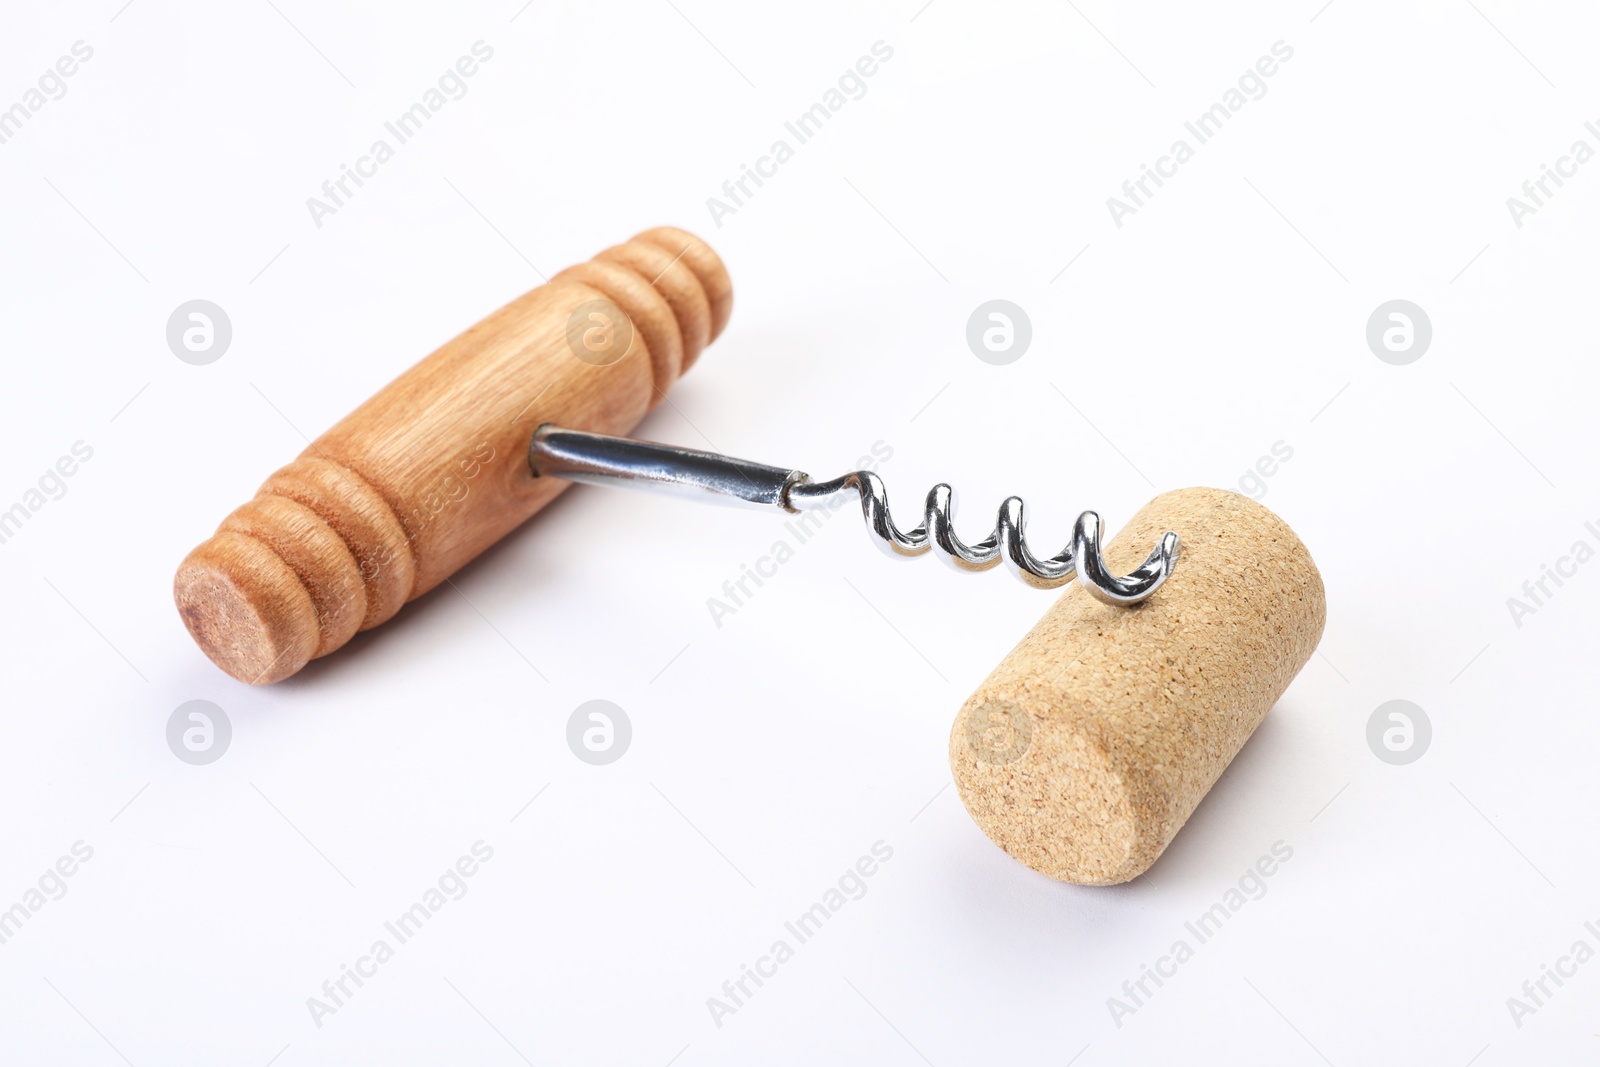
[528,425,1180,603]
[529,425,804,510]
[785,472,1179,602]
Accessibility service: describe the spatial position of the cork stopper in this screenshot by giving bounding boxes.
[949,488,1325,885]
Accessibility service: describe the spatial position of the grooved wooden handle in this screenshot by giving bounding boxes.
[175,227,732,684]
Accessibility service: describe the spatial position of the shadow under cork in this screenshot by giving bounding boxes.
[930,808,1163,973]
[1130,703,1301,892]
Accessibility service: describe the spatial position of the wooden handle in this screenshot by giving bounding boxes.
[948,488,1325,885]
[175,227,732,684]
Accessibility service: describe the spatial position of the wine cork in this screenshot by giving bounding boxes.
[948,487,1325,885]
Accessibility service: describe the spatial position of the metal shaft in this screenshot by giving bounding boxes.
[527,425,1179,603]
[528,425,804,510]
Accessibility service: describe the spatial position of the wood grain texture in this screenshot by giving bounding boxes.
[948,488,1325,885]
[175,227,731,684]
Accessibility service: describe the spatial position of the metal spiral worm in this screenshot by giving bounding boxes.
[528,426,1181,604]
[786,471,1180,602]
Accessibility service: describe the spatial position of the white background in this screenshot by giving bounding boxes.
[2,1,1597,1063]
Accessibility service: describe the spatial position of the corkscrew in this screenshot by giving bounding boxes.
[175,226,1184,685]
[527,427,1181,604]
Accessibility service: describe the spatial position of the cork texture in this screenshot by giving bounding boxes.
[949,487,1325,885]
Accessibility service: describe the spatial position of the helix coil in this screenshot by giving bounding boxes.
[786,471,1180,603]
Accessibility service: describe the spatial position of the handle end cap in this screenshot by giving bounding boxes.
[174,532,319,685]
